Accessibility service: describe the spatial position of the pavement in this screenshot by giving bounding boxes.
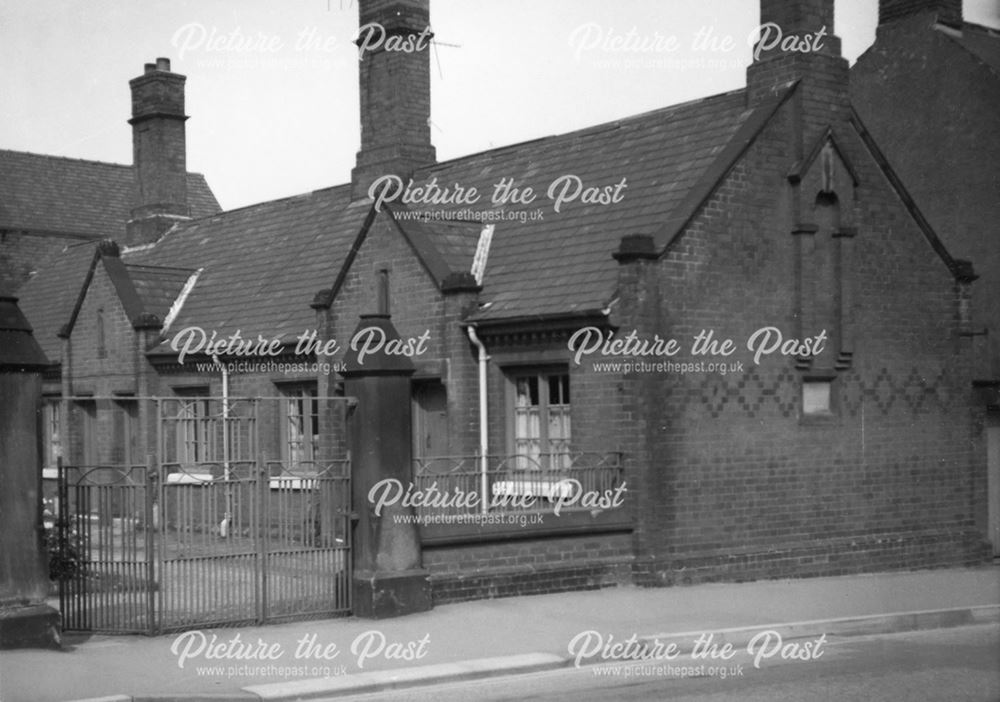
[0,566,997,702]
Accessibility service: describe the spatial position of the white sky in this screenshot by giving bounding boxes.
[2,0,997,210]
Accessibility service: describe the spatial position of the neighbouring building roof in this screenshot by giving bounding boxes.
[114,85,782,345]
[0,150,221,238]
[945,21,1000,75]
[18,63,961,362]
[17,241,99,363]
[126,185,369,347]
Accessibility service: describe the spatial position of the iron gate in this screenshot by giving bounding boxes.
[53,396,352,634]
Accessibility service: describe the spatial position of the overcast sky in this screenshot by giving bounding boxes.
[3,0,997,210]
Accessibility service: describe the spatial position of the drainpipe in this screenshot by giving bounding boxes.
[213,354,232,537]
[466,326,489,515]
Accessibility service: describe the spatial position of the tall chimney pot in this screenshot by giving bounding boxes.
[126,58,190,245]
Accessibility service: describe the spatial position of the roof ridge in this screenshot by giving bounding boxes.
[125,262,199,274]
[0,148,133,170]
[0,148,211,178]
[936,20,1000,79]
[421,87,748,172]
[178,182,352,224]
[655,81,797,254]
[960,20,1000,35]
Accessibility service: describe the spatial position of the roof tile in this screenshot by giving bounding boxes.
[0,150,221,237]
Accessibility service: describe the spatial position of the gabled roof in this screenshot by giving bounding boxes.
[848,107,972,283]
[52,84,790,345]
[406,86,782,322]
[786,125,860,188]
[0,150,221,238]
[16,240,200,363]
[126,185,369,350]
[416,219,482,273]
[17,241,99,363]
[126,264,198,322]
[131,187,488,355]
[385,207,483,287]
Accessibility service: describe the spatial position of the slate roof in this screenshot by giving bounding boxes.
[126,264,197,322]
[410,87,780,322]
[121,84,787,350]
[16,241,200,364]
[17,241,98,363]
[20,82,799,357]
[393,215,483,276]
[0,150,221,238]
[125,185,371,349]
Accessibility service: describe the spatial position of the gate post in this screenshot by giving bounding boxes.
[0,295,61,648]
[341,313,432,618]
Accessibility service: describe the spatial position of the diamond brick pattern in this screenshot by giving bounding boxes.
[840,367,954,417]
[663,366,959,420]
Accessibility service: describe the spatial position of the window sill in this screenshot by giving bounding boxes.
[418,507,633,545]
[800,412,839,426]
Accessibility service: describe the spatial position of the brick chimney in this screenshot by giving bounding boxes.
[746,0,849,132]
[879,0,963,28]
[126,57,190,245]
[351,0,436,201]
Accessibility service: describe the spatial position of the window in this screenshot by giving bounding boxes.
[173,388,210,465]
[802,379,832,416]
[96,307,106,358]
[282,385,319,473]
[412,380,449,461]
[111,399,139,468]
[510,369,571,470]
[41,400,61,470]
[75,400,98,467]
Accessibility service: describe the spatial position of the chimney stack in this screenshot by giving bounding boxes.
[126,57,190,245]
[351,0,436,201]
[746,0,849,131]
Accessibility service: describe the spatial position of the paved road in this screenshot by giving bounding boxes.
[330,624,1000,702]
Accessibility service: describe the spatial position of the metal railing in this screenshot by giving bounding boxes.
[50,395,354,635]
[411,452,624,518]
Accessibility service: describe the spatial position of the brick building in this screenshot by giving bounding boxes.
[851,0,1000,557]
[853,0,1000,380]
[0,62,220,292]
[12,0,996,610]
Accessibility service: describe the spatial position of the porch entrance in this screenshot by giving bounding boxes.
[51,396,353,634]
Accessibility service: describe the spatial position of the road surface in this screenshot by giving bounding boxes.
[328,623,1000,702]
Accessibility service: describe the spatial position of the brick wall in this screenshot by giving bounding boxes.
[852,16,1000,379]
[324,213,645,598]
[71,262,138,395]
[628,90,989,585]
[425,533,633,603]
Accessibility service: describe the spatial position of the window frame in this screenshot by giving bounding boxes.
[172,387,210,465]
[111,398,139,468]
[801,374,838,421]
[41,398,61,470]
[96,307,107,359]
[279,383,320,474]
[504,365,572,470]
